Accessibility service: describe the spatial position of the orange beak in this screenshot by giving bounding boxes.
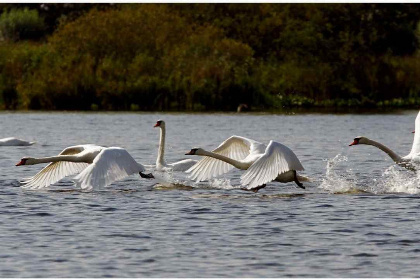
[154,123,159,127]
[349,140,358,146]
[16,160,25,166]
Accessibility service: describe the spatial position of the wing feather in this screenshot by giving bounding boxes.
[168,159,198,172]
[241,141,304,189]
[186,136,265,182]
[409,111,420,156]
[21,161,89,189]
[73,147,145,190]
[20,145,98,189]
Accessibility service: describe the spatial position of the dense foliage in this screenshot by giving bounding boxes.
[0,4,419,111]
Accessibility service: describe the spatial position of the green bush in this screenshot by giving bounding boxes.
[0,8,45,41]
[0,4,419,111]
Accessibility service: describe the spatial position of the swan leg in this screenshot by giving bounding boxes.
[139,172,154,179]
[241,184,266,193]
[293,171,305,189]
[398,161,417,172]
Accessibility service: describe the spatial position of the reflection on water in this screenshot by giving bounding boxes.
[1,111,420,277]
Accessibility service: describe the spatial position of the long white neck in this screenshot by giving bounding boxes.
[156,126,167,167]
[364,139,402,163]
[200,150,249,170]
[32,155,85,164]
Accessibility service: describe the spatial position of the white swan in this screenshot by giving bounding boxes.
[185,136,308,192]
[0,137,35,146]
[349,110,420,170]
[16,144,154,190]
[154,120,197,171]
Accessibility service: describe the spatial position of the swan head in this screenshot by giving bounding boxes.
[154,120,165,128]
[16,157,36,166]
[185,148,205,156]
[349,136,370,146]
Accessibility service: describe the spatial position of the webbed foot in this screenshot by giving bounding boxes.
[140,172,154,179]
[294,170,305,189]
[241,184,266,193]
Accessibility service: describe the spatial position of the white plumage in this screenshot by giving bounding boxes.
[187,136,265,182]
[17,144,148,190]
[350,110,420,169]
[186,136,306,191]
[406,110,420,160]
[0,137,35,146]
[153,120,197,171]
[74,147,145,190]
[241,141,304,189]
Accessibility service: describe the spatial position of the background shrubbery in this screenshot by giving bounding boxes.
[0,3,419,111]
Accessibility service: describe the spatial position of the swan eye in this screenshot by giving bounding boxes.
[185,148,198,155]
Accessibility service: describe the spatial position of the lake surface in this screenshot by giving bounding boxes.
[1,111,420,277]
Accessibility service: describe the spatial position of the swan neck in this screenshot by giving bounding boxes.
[157,126,166,166]
[34,155,83,164]
[365,139,402,163]
[201,150,247,170]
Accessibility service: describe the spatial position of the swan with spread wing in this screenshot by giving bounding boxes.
[185,136,308,192]
[16,144,154,190]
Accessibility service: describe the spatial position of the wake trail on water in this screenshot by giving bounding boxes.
[152,170,237,190]
[152,154,420,194]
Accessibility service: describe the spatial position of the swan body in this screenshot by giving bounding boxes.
[154,120,197,171]
[350,111,420,170]
[185,136,307,191]
[16,144,153,190]
[0,137,35,146]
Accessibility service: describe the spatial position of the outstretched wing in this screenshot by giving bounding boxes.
[186,135,265,182]
[21,145,92,189]
[241,141,304,189]
[410,110,420,156]
[169,159,198,172]
[73,147,145,190]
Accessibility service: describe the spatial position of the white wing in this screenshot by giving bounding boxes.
[168,159,198,171]
[73,147,145,190]
[20,145,94,189]
[409,110,420,156]
[241,141,304,189]
[186,135,266,182]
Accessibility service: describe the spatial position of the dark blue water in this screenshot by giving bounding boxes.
[1,111,420,277]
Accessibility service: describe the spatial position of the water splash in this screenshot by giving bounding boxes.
[153,171,235,190]
[318,154,360,193]
[192,178,236,190]
[153,171,177,187]
[372,165,420,194]
[207,178,236,190]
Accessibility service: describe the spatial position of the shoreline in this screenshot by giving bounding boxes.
[0,106,418,115]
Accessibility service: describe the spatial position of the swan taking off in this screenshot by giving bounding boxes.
[16,144,154,190]
[185,136,307,192]
[349,110,420,170]
[0,137,35,146]
[154,120,197,171]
